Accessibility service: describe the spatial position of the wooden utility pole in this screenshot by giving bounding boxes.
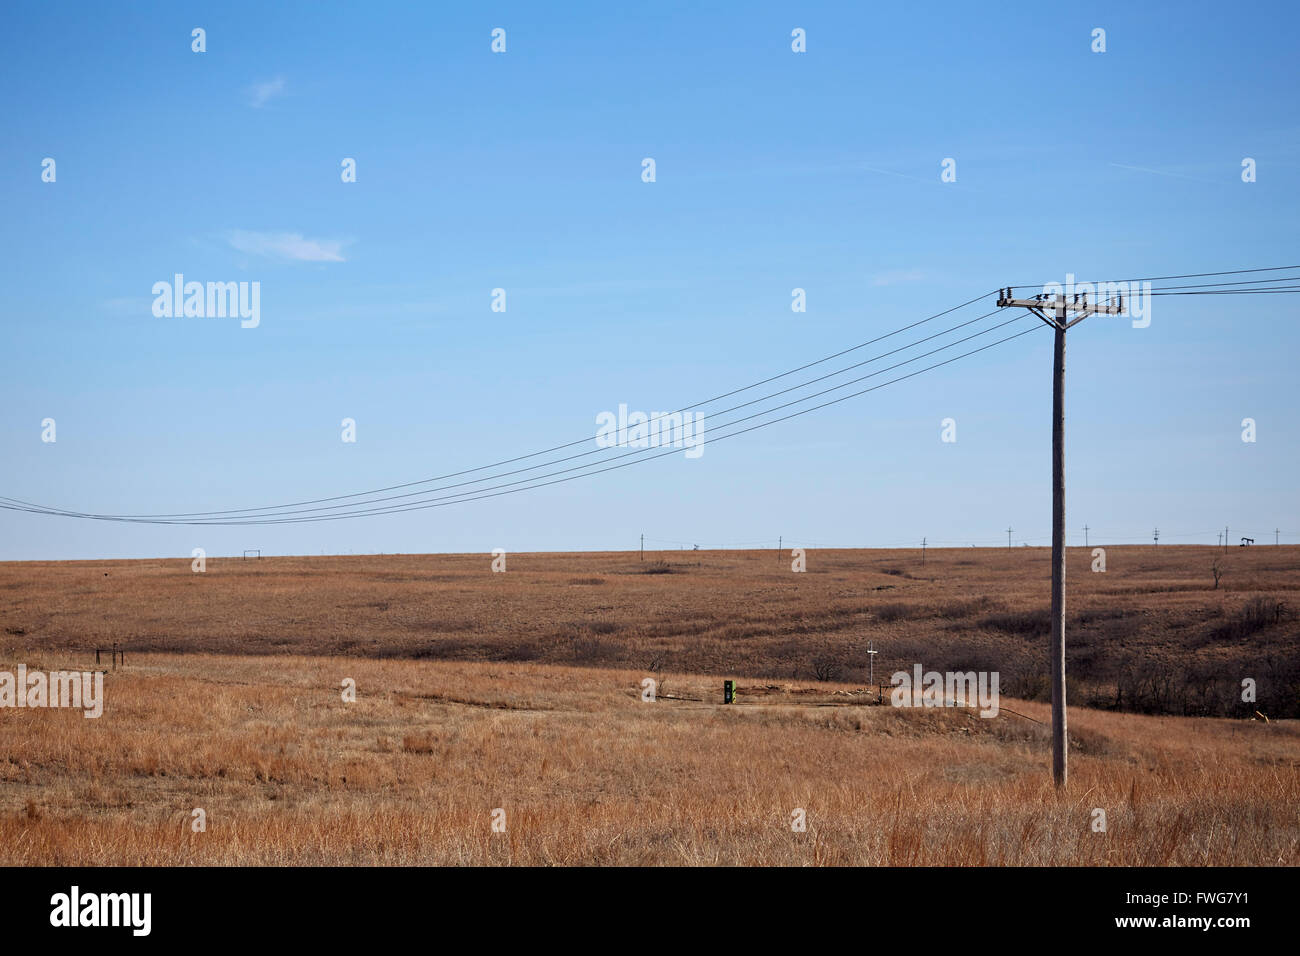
[921,536,927,562]
[1006,526,1013,551]
[777,535,782,565]
[1153,527,1159,546]
[1276,528,1281,546]
[1048,303,1067,789]
[997,286,1123,789]
[640,534,644,561]
[1083,524,1089,548]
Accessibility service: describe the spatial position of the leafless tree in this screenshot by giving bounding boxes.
[812,656,842,682]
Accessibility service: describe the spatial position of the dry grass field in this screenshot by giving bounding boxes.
[3,545,1296,715]
[1,546,1297,865]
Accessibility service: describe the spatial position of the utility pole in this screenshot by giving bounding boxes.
[997,286,1123,790]
[1224,526,1229,553]
[921,536,927,562]
[640,533,644,561]
[1277,528,1281,546]
[1083,524,1089,549]
[777,535,782,565]
[1153,527,1159,546]
[867,641,878,686]
[1007,526,1013,551]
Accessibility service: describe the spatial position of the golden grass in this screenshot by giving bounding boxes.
[2,652,1296,865]
[3,545,1296,716]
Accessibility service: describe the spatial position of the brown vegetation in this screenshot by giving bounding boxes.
[0,546,1296,865]
[1,546,1295,717]
[1,653,1296,866]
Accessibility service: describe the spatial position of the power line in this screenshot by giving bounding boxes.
[2,304,1021,522]
[35,289,1002,520]
[6,320,1042,524]
[6,264,1298,527]
[1,322,1044,525]
[1002,264,1300,288]
[196,309,1014,518]
[221,325,1047,525]
[1135,275,1300,291]
[1148,287,1300,296]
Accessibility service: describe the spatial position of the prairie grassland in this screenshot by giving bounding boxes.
[1,652,1297,866]
[1,546,1296,716]
[1,547,1296,865]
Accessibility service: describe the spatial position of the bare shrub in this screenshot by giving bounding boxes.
[570,636,620,664]
[938,597,995,619]
[812,656,843,682]
[1211,596,1289,641]
[980,609,1051,637]
[875,603,915,623]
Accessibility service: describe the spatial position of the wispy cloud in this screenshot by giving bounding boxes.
[1109,162,1221,185]
[228,230,349,262]
[861,164,933,184]
[860,164,988,193]
[101,295,149,315]
[247,76,286,108]
[872,269,925,287]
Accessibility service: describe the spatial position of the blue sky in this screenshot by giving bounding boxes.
[2,1,1297,560]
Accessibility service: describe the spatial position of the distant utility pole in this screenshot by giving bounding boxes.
[1083,524,1089,548]
[640,534,644,561]
[1277,529,1281,546]
[1224,526,1229,553]
[1006,526,1013,551]
[867,641,878,686]
[777,535,782,565]
[1153,527,1159,546]
[921,536,927,562]
[997,286,1123,790]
